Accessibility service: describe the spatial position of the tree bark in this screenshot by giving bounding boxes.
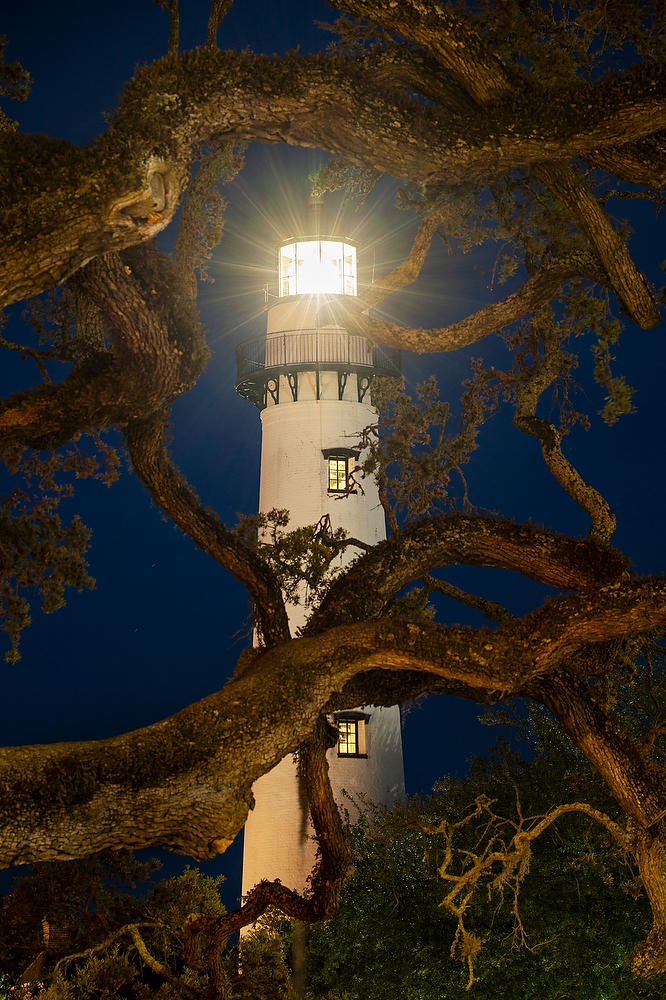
[3,576,666,868]
[631,829,666,976]
[307,513,627,634]
[357,251,605,353]
[2,50,665,308]
[535,160,660,328]
[530,670,666,828]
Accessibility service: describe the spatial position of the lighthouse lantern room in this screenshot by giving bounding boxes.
[278,238,357,296]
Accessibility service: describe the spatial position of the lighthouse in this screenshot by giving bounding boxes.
[235,221,405,897]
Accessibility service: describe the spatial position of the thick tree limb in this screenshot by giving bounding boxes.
[334,0,513,104]
[587,131,666,189]
[370,46,482,116]
[0,355,127,451]
[355,250,605,353]
[0,149,190,309]
[528,668,666,829]
[3,49,666,308]
[2,574,666,868]
[307,513,628,634]
[631,830,666,977]
[0,247,204,453]
[79,253,194,402]
[184,717,348,974]
[154,0,180,57]
[206,0,234,49]
[535,160,660,328]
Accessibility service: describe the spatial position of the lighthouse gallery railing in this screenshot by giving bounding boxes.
[235,329,401,381]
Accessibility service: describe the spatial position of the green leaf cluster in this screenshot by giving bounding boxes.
[0,435,122,663]
[234,508,351,610]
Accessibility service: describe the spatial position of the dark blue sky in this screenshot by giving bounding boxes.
[2,1,665,904]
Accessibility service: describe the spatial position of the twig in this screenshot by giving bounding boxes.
[0,333,51,383]
[423,574,516,625]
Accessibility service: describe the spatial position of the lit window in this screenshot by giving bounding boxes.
[338,719,358,756]
[335,712,369,757]
[328,455,349,493]
[323,448,359,494]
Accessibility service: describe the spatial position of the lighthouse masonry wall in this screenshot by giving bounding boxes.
[240,295,405,900]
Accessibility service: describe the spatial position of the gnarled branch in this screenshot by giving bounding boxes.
[184,716,348,975]
[307,513,627,634]
[513,315,617,543]
[2,574,666,868]
[355,251,605,354]
[535,160,660,328]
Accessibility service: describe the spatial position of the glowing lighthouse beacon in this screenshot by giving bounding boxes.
[235,212,405,897]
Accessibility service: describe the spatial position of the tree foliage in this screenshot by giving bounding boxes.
[1,0,666,990]
[307,707,662,999]
[0,853,297,998]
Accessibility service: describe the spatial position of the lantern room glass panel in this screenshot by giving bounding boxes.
[278,239,357,297]
[279,243,296,296]
[343,243,357,296]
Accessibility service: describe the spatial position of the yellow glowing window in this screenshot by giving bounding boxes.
[328,455,348,493]
[278,239,357,296]
[337,719,358,756]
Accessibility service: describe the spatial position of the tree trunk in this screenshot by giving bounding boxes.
[631,828,666,976]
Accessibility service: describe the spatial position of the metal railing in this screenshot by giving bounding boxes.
[235,329,401,381]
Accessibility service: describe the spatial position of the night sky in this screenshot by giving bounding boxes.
[2,0,665,907]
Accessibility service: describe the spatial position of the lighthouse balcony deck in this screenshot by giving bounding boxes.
[235,329,401,407]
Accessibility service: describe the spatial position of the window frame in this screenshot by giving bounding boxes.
[322,448,360,495]
[334,711,370,758]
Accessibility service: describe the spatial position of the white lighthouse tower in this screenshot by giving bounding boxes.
[235,220,405,897]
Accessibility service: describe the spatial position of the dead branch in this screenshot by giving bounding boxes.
[422,793,629,988]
